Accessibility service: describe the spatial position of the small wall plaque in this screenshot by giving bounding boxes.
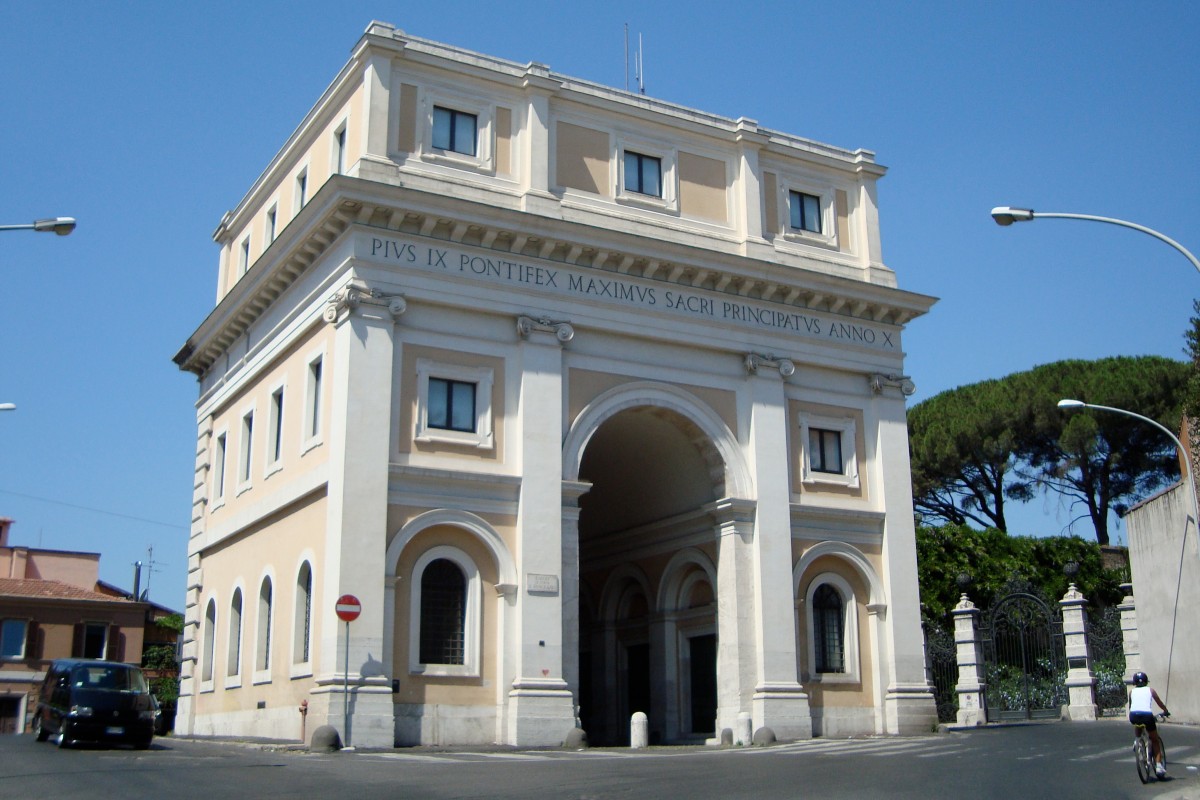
[527,573,560,595]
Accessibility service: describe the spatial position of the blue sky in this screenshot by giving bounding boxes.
[1,2,1197,609]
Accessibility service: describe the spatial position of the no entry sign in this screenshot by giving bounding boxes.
[335,594,362,622]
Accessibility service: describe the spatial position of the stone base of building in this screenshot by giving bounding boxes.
[811,705,877,738]
[752,685,813,740]
[394,702,499,746]
[506,681,577,746]
[1063,682,1098,721]
[884,684,939,734]
[311,686,396,748]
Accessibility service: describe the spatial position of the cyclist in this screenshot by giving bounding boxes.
[1128,671,1170,778]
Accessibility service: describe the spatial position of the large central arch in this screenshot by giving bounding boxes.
[564,382,748,744]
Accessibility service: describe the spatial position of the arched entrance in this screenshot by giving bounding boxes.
[567,387,739,745]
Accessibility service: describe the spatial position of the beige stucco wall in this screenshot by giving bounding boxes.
[2,548,100,589]
[678,151,728,223]
[555,121,610,196]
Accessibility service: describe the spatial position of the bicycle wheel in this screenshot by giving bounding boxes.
[1136,736,1150,784]
[1158,740,1167,776]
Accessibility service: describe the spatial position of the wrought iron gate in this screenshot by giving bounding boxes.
[1087,606,1128,715]
[924,623,959,723]
[982,584,1066,721]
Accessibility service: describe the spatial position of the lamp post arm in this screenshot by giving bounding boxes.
[1030,212,1200,276]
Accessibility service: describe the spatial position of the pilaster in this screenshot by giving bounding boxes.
[507,316,575,745]
[710,497,759,738]
[1118,582,1142,683]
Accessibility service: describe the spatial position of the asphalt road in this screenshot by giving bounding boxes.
[2,718,1198,799]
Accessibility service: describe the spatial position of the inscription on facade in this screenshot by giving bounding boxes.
[364,235,897,350]
[526,573,560,595]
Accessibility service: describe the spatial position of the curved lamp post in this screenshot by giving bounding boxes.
[0,217,76,236]
[990,207,1199,277]
[0,403,14,412]
[1057,399,1200,554]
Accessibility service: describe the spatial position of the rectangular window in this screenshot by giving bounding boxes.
[428,378,476,433]
[624,151,663,197]
[0,619,26,658]
[334,125,347,174]
[213,433,227,501]
[267,206,277,243]
[239,238,251,275]
[268,387,284,465]
[295,169,308,212]
[809,428,843,474]
[82,623,107,659]
[240,411,254,483]
[432,106,477,156]
[305,357,323,441]
[790,190,822,234]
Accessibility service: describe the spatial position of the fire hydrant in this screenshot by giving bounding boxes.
[299,699,309,744]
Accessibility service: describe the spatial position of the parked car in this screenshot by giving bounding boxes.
[32,659,155,749]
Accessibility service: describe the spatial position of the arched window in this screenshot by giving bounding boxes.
[293,562,312,665]
[256,578,272,673]
[419,558,466,665]
[227,588,243,678]
[813,583,845,674]
[202,600,217,684]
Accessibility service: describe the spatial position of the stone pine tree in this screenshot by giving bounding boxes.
[909,356,1189,544]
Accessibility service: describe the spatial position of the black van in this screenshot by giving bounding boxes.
[32,659,155,749]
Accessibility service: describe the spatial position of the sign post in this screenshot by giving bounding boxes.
[335,594,361,748]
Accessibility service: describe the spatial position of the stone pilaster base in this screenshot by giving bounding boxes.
[885,683,938,734]
[308,684,396,748]
[955,686,987,727]
[506,680,577,746]
[1063,681,1098,721]
[751,684,813,741]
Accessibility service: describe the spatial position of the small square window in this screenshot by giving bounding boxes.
[790,191,822,234]
[428,378,477,433]
[808,428,843,474]
[239,238,251,275]
[333,125,347,174]
[433,106,477,156]
[239,411,254,486]
[295,170,308,213]
[213,432,227,502]
[304,356,323,445]
[268,387,285,467]
[267,206,277,243]
[624,151,662,197]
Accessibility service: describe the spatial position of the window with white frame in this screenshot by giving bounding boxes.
[408,546,480,677]
[239,237,251,275]
[267,386,284,472]
[307,355,326,453]
[415,359,494,449]
[212,431,227,505]
[202,600,217,685]
[1,619,27,658]
[799,411,859,488]
[293,562,312,667]
[623,150,662,197]
[295,169,308,213]
[804,573,859,682]
[432,106,477,156]
[238,410,254,489]
[227,588,243,680]
[255,577,272,677]
[333,122,347,174]
[789,190,822,234]
[267,205,277,243]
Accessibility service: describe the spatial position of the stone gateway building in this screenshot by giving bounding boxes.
[174,22,937,748]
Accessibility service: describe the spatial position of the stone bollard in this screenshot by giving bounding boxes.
[736,712,752,747]
[630,711,648,749]
[720,728,733,747]
[309,724,342,752]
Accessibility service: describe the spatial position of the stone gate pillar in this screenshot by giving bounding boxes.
[1118,582,1142,683]
[952,594,987,726]
[1059,584,1098,721]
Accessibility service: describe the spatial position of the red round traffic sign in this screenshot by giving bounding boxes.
[335,594,362,622]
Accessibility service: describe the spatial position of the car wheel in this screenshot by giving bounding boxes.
[33,714,49,742]
[56,731,70,749]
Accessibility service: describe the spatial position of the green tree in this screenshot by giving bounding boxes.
[142,613,183,703]
[908,356,1188,545]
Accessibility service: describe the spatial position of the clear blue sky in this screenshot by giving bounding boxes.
[2,2,1197,609]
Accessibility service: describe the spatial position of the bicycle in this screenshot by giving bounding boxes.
[1133,712,1169,784]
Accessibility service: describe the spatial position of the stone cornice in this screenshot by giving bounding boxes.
[177,178,935,377]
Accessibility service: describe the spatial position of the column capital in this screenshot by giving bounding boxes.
[517,315,574,344]
[867,373,916,397]
[323,283,407,325]
[743,352,794,378]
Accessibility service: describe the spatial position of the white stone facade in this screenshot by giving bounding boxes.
[173,22,937,747]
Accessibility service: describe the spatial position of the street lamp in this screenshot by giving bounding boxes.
[1057,399,1200,554]
[990,207,1200,277]
[0,217,77,236]
[0,403,14,412]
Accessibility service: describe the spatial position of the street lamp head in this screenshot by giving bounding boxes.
[32,217,76,236]
[991,206,1035,226]
[0,403,15,412]
[1057,399,1086,410]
